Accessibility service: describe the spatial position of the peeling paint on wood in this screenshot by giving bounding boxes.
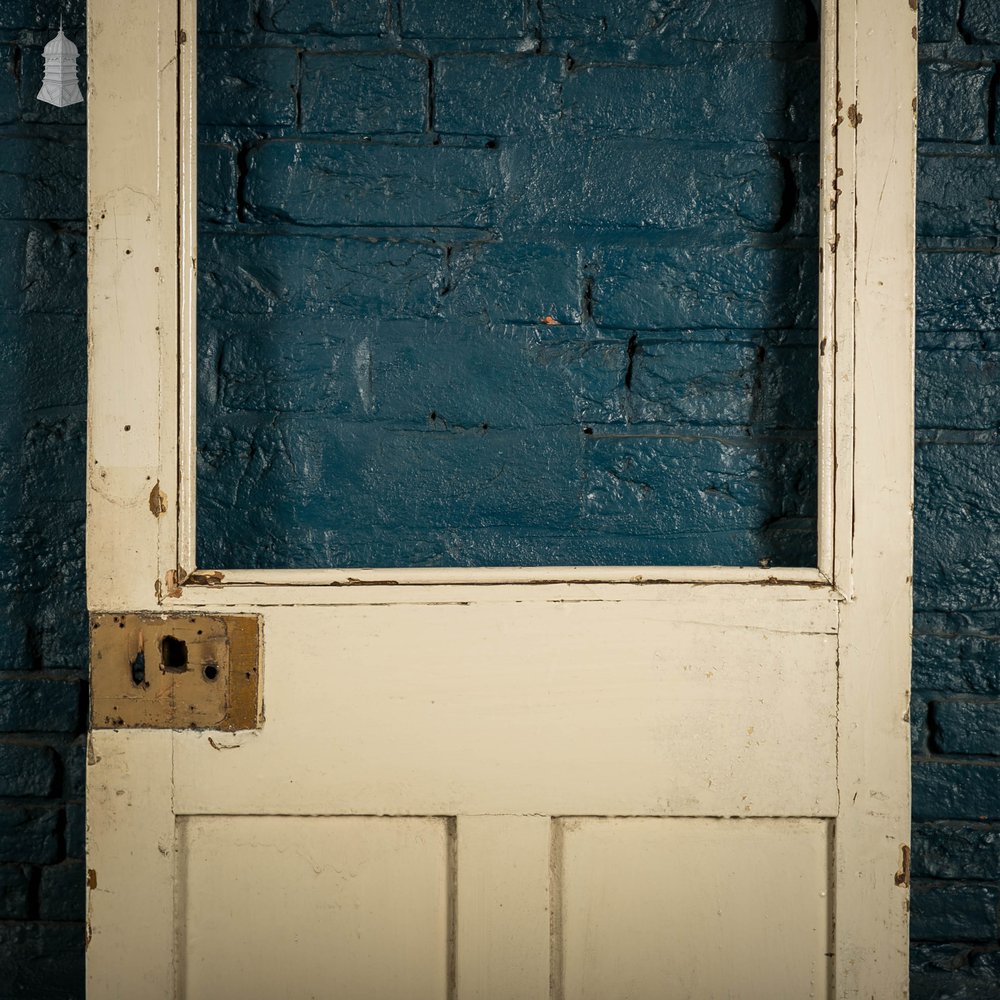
[148,481,167,517]
[895,844,911,887]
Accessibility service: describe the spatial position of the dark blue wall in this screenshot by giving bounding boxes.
[195,0,820,569]
[910,1,1000,996]
[0,0,87,995]
[0,0,996,996]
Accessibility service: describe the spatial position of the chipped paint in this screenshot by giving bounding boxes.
[148,481,167,517]
[847,103,863,128]
[894,844,910,887]
[164,569,183,599]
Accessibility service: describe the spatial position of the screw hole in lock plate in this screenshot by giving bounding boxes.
[160,635,188,672]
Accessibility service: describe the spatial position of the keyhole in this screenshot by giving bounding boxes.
[130,649,146,687]
[160,635,188,672]
[203,663,219,682]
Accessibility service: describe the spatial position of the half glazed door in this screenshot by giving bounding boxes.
[85,1,916,997]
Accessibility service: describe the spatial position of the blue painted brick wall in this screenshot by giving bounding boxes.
[0,0,995,994]
[195,0,821,570]
[911,0,1000,996]
[0,2,86,996]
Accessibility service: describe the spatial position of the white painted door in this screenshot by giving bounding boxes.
[85,1,916,997]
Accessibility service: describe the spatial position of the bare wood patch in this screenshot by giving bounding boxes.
[90,613,261,730]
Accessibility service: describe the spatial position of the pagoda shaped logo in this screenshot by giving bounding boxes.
[37,19,84,108]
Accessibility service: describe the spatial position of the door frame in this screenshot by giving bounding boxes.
[85,0,917,995]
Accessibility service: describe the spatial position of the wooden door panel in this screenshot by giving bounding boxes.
[178,816,450,1000]
[171,813,831,1000]
[559,817,832,1000]
[173,599,838,817]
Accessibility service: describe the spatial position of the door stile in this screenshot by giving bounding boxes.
[86,0,183,993]
[86,731,175,998]
[86,0,181,611]
[832,0,917,994]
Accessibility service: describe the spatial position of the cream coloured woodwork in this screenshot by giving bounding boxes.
[86,0,916,996]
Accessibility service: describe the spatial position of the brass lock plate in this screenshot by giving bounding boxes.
[90,613,261,730]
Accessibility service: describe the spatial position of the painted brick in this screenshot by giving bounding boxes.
[301,54,427,135]
[914,633,1000,694]
[60,738,83,799]
[258,0,384,36]
[0,0,84,29]
[39,860,84,921]
[538,0,814,44]
[435,56,564,135]
[918,63,991,144]
[919,0,959,43]
[440,242,581,325]
[917,349,1000,428]
[0,680,81,733]
[0,806,59,863]
[17,586,86,670]
[919,156,1000,239]
[915,444,1000,612]
[21,226,86,315]
[198,422,583,556]
[0,592,30,669]
[198,234,444,318]
[501,140,785,236]
[8,315,86,412]
[959,0,1000,43]
[0,865,29,919]
[913,761,1000,821]
[0,44,18,126]
[580,434,815,545]
[913,823,1000,879]
[911,944,1000,1000]
[401,0,525,40]
[198,47,297,127]
[205,319,356,415]
[560,59,817,142]
[198,143,237,225]
[198,421,815,569]
[199,0,254,34]
[20,416,85,502]
[0,923,84,998]
[208,318,814,438]
[593,247,817,331]
[910,883,1000,942]
[584,338,814,430]
[64,802,83,860]
[913,696,930,755]
[0,228,21,309]
[917,252,1000,334]
[933,700,1000,756]
[244,141,502,228]
[0,743,56,796]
